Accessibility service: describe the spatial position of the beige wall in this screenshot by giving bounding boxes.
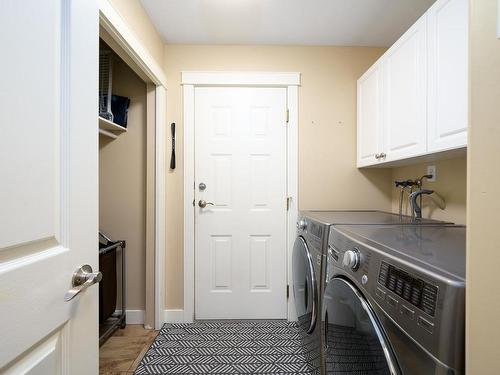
[107,0,164,69]
[391,157,467,224]
[99,59,147,310]
[467,0,500,373]
[163,45,393,309]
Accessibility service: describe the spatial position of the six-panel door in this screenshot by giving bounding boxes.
[194,87,288,319]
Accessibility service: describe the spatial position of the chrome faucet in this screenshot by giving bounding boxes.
[409,189,446,219]
[409,189,433,219]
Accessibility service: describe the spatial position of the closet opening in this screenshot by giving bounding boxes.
[98,30,159,371]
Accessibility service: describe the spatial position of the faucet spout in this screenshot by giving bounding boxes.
[409,189,434,219]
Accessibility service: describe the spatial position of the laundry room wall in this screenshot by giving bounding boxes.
[99,58,147,311]
[162,44,393,309]
[106,0,164,69]
[391,157,467,224]
[467,0,500,373]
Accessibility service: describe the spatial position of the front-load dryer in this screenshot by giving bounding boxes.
[322,224,465,375]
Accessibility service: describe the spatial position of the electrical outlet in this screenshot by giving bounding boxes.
[427,165,436,182]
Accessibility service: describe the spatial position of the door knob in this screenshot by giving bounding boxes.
[65,265,102,302]
[198,200,215,208]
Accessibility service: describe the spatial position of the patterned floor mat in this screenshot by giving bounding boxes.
[134,320,313,374]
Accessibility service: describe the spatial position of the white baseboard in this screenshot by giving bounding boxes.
[115,309,145,324]
[163,309,185,323]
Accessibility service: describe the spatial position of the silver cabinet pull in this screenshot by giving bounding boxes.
[198,200,215,208]
[379,152,387,158]
[65,265,102,302]
[375,153,381,159]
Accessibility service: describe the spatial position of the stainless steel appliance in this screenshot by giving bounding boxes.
[292,211,452,374]
[323,224,465,375]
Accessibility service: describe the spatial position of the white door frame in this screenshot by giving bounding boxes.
[99,0,167,330]
[182,71,300,323]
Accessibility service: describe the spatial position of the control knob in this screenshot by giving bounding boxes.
[342,249,360,271]
[297,219,307,230]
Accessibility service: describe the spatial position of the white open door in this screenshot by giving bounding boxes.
[0,1,99,374]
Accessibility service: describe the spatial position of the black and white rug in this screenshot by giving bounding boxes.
[134,320,313,374]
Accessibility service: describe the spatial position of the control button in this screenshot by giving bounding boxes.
[410,287,421,305]
[387,295,398,308]
[297,219,307,230]
[395,278,404,296]
[375,288,386,300]
[403,282,412,300]
[388,275,397,291]
[342,249,360,271]
[417,316,434,334]
[400,305,415,320]
[362,275,368,285]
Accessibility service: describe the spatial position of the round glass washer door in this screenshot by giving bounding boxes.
[292,236,318,334]
[322,277,401,375]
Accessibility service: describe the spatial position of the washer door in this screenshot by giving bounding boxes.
[322,278,400,375]
[292,236,318,334]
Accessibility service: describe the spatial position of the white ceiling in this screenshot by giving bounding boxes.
[140,0,436,47]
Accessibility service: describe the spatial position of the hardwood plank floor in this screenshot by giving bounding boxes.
[99,325,158,375]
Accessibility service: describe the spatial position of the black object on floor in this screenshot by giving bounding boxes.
[134,320,313,375]
[98,234,126,346]
[99,247,117,323]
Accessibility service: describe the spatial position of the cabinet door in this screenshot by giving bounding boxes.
[383,15,428,162]
[427,0,468,152]
[357,62,384,167]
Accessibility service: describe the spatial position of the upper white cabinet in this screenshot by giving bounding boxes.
[357,62,384,167]
[357,0,468,167]
[427,0,468,152]
[383,15,428,162]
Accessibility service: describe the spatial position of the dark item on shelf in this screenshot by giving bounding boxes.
[170,122,176,169]
[99,50,114,121]
[111,95,130,128]
[98,232,126,346]
[99,248,117,323]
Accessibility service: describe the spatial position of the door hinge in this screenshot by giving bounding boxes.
[287,284,290,299]
[286,108,290,123]
[286,197,292,211]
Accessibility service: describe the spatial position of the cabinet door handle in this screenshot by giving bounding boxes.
[375,153,381,159]
[379,152,387,158]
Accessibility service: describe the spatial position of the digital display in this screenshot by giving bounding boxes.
[378,262,438,317]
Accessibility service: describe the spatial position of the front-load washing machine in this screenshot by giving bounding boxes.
[292,211,452,374]
[322,224,465,375]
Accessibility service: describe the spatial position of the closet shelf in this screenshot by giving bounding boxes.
[99,116,127,139]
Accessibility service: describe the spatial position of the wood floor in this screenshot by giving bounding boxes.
[99,325,158,375]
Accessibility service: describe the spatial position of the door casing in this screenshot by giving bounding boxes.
[99,1,167,330]
[182,71,300,323]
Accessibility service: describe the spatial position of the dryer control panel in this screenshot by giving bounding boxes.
[378,262,438,317]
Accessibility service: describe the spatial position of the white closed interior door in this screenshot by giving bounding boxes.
[195,87,288,319]
[0,1,98,374]
[383,15,428,162]
[427,0,468,152]
[357,62,384,167]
